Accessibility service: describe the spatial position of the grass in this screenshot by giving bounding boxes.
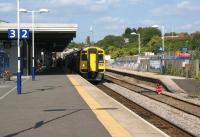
[189,90,200,98]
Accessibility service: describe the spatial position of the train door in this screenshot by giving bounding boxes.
[90,53,96,71]
[88,48,98,72]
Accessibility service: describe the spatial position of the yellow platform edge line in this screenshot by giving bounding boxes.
[67,75,132,137]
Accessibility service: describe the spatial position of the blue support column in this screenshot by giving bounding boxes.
[32,66,35,81]
[17,71,21,94]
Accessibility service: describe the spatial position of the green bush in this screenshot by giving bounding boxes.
[195,71,200,80]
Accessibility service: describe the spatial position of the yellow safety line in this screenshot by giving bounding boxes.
[67,75,132,137]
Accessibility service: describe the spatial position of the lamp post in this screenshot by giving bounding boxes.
[152,25,165,75]
[90,26,93,46]
[20,8,49,80]
[16,0,21,94]
[131,32,141,54]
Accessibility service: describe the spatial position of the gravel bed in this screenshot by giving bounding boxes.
[104,82,200,137]
[105,71,200,106]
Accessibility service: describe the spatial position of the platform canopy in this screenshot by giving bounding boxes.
[0,23,78,52]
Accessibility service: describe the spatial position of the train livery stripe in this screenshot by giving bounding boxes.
[68,75,132,137]
[89,53,97,72]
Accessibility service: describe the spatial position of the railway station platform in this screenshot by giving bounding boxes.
[0,68,169,137]
[106,67,191,93]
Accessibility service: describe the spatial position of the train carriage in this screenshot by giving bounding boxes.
[79,47,105,81]
[65,46,105,81]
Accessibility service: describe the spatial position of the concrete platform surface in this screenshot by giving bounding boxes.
[0,73,170,137]
[69,75,169,137]
[0,75,111,137]
[107,67,186,93]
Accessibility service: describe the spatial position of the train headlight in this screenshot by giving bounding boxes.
[82,64,85,67]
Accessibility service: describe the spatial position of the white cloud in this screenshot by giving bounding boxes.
[49,0,137,12]
[177,1,200,11]
[95,16,126,30]
[152,1,200,16]
[96,16,125,24]
[50,0,90,6]
[151,4,180,16]
[0,3,15,12]
[90,0,121,12]
[177,1,190,9]
[89,5,108,12]
[128,0,143,4]
[96,0,120,5]
[177,24,193,31]
[194,20,200,25]
[142,19,161,26]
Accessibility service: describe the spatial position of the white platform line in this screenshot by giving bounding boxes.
[0,79,29,101]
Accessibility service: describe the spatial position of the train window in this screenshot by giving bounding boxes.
[98,54,104,62]
[98,51,103,53]
[81,54,87,61]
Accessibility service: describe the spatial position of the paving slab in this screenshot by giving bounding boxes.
[0,74,111,137]
[69,74,169,137]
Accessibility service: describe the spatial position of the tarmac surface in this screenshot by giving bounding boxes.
[0,68,111,137]
[107,67,200,94]
[173,79,200,93]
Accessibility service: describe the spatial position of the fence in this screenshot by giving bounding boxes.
[165,59,199,78]
[111,55,199,78]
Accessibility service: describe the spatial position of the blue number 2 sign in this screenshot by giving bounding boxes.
[20,29,29,39]
[8,29,29,39]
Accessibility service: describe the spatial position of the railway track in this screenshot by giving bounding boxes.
[104,73,200,118]
[96,84,194,137]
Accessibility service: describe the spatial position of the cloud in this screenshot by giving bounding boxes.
[96,16,125,24]
[151,4,179,16]
[194,20,200,25]
[142,19,161,26]
[89,5,108,12]
[177,1,190,9]
[0,3,15,12]
[152,1,200,16]
[128,0,143,4]
[90,0,121,12]
[95,16,126,30]
[177,24,193,31]
[96,0,121,5]
[49,0,138,12]
[177,1,200,11]
[50,0,90,6]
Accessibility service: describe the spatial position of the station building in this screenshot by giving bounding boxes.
[0,23,78,75]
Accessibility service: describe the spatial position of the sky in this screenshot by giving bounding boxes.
[0,0,200,42]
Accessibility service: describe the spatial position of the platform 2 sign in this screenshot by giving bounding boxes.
[8,29,30,39]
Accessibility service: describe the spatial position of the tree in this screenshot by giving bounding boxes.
[147,35,161,52]
[96,35,124,49]
[86,36,91,45]
[165,32,177,36]
[140,27,161,46]
[191,32,200,50]
[132,28,137,33]
[68,42,83,49]
[123,27,132,38]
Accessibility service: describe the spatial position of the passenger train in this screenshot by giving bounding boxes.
[65,46,106,81]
